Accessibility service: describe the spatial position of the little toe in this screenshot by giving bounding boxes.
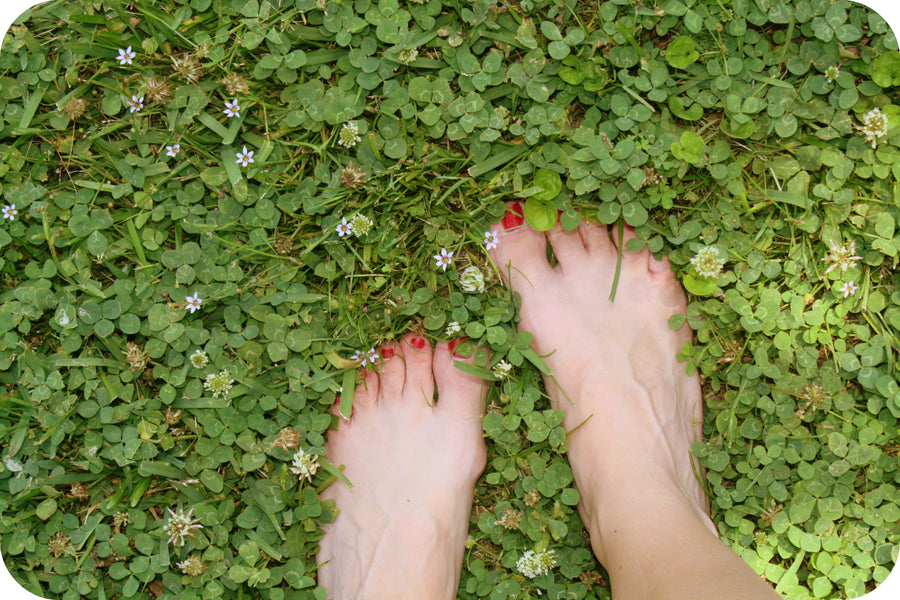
[377,342,404,400]
[546,218,588,270]
[346,367,379,417]
[610,224,650,264]
[489,201,555,292]
[648,252,675,276]
[433,341,488,421]
[399,334,436,408]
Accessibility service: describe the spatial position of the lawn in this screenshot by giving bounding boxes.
[0,0,898,599]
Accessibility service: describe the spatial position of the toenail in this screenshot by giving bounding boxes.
[382,347,395,358]
[410,337,426,350]
[448,336,468,357]
[501,202,525,230]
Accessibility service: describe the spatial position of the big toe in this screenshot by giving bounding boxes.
[488,201,554,292]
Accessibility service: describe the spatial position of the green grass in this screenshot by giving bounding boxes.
[0,0,898,599]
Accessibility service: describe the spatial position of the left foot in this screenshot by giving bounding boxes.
[317,334,487,600]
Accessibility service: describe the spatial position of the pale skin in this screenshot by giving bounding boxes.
[317,202,781,600]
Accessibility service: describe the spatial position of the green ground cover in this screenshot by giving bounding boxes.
[0,0,898,598]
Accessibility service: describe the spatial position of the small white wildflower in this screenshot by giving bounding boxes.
[2,204,17,220]
[165,144,180,158]
[185,293,202,313]
[337,121,361,148]
[366,348,379,365]
[492,360,513,379]
[445,321,462,336]
[350,214,373,237]
[484,230,499,251]
[459,265,486,293]
[856,107,889,149]
[336,217,352,237]
[515,549,557,579]
[839,281,858,298]
[203,369,234,398]
[128,94,144,113]
[434,248,454,271]
[163,507,203,547]
[4,457,23,472]
[189,349,209,368]
[398,47,419,64]
[289,448,320,482]
[822,240,861,274]
[690,246,726,279]
[236,145,255,167]
[825,65,840,82]
[352,350,367,366]
[115,46,136,65]
[223,98,240,118]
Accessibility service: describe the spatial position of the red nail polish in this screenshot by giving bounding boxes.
[382,347,395,358]
[449,336,468,357]
[501,202,525,230]
[557,210,563,226]
[410,337,426,350]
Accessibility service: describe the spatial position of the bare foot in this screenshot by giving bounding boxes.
[489,203,715,563]
[317,334,487,600]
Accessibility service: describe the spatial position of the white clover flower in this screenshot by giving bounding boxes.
[185,293,202,313]
[2,204,17,220]
[839,281,858,298]
[165,144,180,158]
[825,65,840,82]
[515,549,557,579]
[484,230,499,251]
[492,360,513,379]
[289,448,320,482]
[350,214,373,237]
[336,217,352,237]
[203,369,234,398]
[4,457,23,472]
[163,507,203,547]
[856,107,889,149]
[337,121,361,148]
[366,348,379,365]
[115,46,136,65]
[459,265,486,293]
[434,248,454,271]
[445,321,462,336]
[223,98,240,118]
[189,349,209,368]
[236,145,254,167]
[822,240,861,274]
[352,349,367,366]
[398,48,419,64]
[128,94,144,113]
[690,246,726,279]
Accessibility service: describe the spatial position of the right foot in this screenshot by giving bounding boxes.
[489,203,715,561]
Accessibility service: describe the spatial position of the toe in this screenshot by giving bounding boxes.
[433,341,488,422]
[400,334,436,408]
[353,368,380,411]
[610,224,650,265]
[489,201,554,291]
[648,252,674,276]
[377,342,404,400]
[546,218,588,270]
[578,219,616,255]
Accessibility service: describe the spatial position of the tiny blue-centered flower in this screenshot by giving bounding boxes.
[128,95,144,113]
[2,204,17,220]
[223,99,240,118]
[236,145,254,167]
[165,144,180,158]
[185,293,202,313]
[434,248,454,271]
[839,281,858,298]
[116,46,136,65]
[336,218,352,237]
[484,230,499,251]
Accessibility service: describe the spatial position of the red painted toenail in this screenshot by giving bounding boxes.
[382,347,395,358]
[410,337,426,349]
[449,336,468,357]
[501,202,525,230]
[557,209,563,225]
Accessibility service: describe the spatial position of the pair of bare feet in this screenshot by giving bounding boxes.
[316,203,779,600]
